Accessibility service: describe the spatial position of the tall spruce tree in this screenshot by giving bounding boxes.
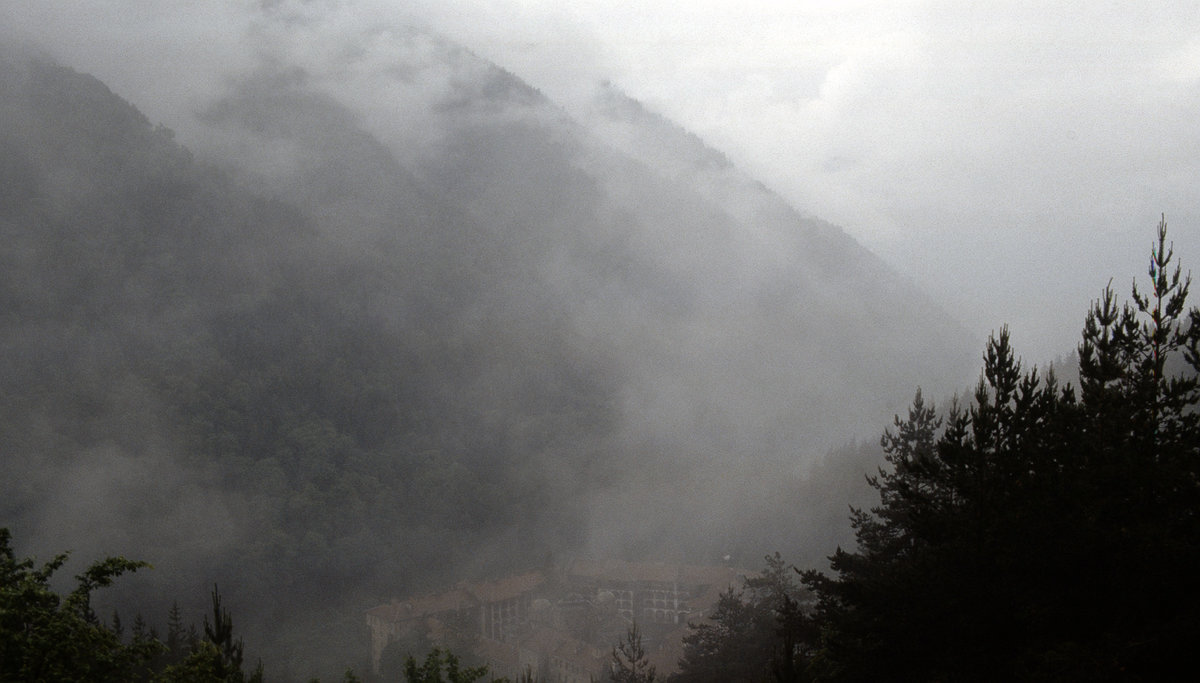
[611,621,656,683]
[801,217,1200,681]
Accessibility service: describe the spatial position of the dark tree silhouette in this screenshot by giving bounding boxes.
[800,216,1200,681]
[611,621,656,683]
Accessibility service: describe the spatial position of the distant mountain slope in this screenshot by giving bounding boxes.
[0,32,975,680]
[576,77,977,423]
[181,25,976,456]
[0,46,618,676]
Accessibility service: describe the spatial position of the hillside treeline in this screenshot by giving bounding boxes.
[0,50,620,676]
[2,40,967,680]
[665,219,1200,681]
[7,219,1197,682]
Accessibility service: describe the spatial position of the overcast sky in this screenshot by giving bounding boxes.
[7,0,1200,362]
[449,0,1200,363]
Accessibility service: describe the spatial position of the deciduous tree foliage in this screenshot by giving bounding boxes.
[801,217,1200,681]
[0,529,276,682]
[0,528,159,682]
[401,648,489,683]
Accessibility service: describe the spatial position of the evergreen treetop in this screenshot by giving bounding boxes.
[800,216,1200,681]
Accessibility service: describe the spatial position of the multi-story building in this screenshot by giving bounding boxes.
[365,559,746,680]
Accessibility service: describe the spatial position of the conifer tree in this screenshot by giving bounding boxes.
[166,601,188,665]
[800,217,1200,680]
[160,586,263,683]
[674,555,808,683]
[401,648,488,683]
[610,621,656,683]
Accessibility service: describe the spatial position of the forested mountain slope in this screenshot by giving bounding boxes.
[0,34,974,678]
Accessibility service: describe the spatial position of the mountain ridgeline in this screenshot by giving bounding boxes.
[0,32,974,679]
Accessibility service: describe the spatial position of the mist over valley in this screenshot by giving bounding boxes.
[0,9,1126,680]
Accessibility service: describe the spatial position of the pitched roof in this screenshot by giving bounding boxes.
[366,587,476,623]
[566,559,747,589]
[464,571,546,603]
[366,570,548,624]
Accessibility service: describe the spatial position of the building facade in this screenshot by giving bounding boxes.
[366,559,746,680]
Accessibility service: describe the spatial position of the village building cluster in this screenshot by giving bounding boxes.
[366,559,747,681]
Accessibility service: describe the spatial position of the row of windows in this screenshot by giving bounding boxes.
[612,589,633,612]
[643,597,688,609]
[643,608,688,624]
[614,607,689,624]
[487,599,523,641]
[602,588,688,607]
[645,589,690,601]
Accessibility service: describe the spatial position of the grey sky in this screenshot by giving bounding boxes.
[7,0,1200,363]
[458,1,1200,363]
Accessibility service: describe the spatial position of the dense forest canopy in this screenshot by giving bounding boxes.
[0,26,1104,680]
[634,220,1200,682]
[8,217,1196,682]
